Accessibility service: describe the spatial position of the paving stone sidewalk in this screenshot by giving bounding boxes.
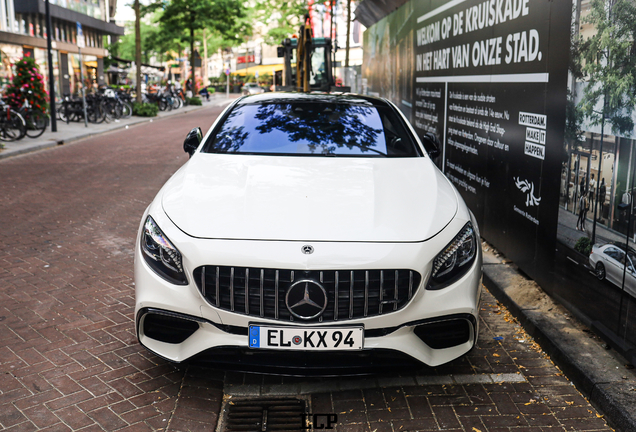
[218,289,614,432]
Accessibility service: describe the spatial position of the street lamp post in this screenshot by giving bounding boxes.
[76,22,88,128]
[45,0,57,132]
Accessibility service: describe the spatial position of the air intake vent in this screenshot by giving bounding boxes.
[142,312,199,344]
[223,398,306,431]
[414,318,472,349]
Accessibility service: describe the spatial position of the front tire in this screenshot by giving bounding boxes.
[0,110,26,141]
[595,262,606,281]
[121,102,133,118]
[25,112,48,138]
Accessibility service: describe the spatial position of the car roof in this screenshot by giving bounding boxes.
[235,92,392,108]
[601,242,636,255]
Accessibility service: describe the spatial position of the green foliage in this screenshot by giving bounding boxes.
[574,236,593,256]
[132,102,159,117]
[111,16,184,64]
[253,0,311,45]
[578,0,636,135]
[151,0,247,93]
[565,89,585,148]
[187,97,202,105]
[198,28,241,55]
[5,56,48,115]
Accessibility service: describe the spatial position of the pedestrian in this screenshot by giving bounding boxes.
[185,78,193,98]
[576,190,589,231]
[598,178,606,221]
[199,86,210,101]
[589,173,597,208]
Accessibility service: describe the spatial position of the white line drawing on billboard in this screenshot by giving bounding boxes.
[515,177,541,207]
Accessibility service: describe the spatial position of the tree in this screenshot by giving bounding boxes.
[253,0,308,45]
[5,56,48,115]
[135,0,142,103]
[579,0,636,135]
[154,0,246,94]
[111,20,173,63]
[578,0,636,242]
[345,0,352,67]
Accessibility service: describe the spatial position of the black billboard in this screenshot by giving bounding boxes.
[363,0,636,366]
[363,0,572,286]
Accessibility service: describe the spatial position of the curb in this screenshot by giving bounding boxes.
[482,251,636,432]
[0,140,59,160]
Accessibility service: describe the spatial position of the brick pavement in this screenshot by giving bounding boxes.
[0,104,615,432]
[1,106,225,431]
[219,289,614,432]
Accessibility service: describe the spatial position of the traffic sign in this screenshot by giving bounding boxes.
[225,68,230,75]
[76,22,85,48]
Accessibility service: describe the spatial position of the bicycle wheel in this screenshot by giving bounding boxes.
[87,103,105,124]
[0,109,26,142]
[121,102,133,118]
[25,111,48,138]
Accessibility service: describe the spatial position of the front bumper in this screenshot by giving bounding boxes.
[137,307,477,373]
[134,209,482,368]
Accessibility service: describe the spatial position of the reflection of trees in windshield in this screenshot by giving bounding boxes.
[209,102,385,155]
[254,103,384,155]
[212,108,249,152]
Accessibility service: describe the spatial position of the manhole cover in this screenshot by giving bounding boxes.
[222,398,307,432]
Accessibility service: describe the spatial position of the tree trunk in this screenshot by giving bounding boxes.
[190,23,196,95]
[345,0,351,68]
[135,0,142,103]
[203,28,208,87]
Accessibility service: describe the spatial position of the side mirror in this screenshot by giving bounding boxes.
[183,127,203,156]
[421,132,441,158]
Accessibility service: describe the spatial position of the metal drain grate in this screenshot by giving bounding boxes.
[224,398,306,431]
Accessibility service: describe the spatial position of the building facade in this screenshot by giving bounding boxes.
[0,0,124,97]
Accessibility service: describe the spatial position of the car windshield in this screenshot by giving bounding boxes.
[202,101,421,157]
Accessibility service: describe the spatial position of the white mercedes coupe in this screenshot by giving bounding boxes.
[134,93,482,373]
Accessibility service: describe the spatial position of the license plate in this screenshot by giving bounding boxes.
[249,324,364,350]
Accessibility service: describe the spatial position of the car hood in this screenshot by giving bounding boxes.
[161,154,458,242]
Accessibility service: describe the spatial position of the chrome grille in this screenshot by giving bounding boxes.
[193,267,421,322]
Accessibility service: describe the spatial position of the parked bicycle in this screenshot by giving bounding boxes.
[99,87,133,121]
[18,89,48,138]
[0,99,26,142]
[58,93,106,124]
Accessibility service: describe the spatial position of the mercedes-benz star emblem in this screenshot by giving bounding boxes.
[285,279,328,320]
[301,245,314,254]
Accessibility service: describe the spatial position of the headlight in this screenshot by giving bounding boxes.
[141,216,187,285]
[428,222,477,290]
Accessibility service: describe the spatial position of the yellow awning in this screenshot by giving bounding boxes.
[233,64,283,76]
